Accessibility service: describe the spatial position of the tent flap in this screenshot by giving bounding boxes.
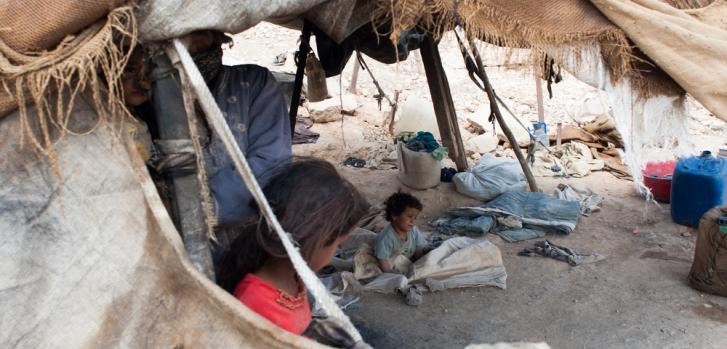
[0,100,327,349]
[137,0,372,43]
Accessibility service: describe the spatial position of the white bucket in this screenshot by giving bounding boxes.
[397,142,441,189]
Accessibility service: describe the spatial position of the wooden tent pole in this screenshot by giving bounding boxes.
[535,70,545,122]
[467,37,540,192]
[348,59,360,94]
[420,35,469,171]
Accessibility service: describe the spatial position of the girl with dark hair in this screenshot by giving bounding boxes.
[216,158,369,335]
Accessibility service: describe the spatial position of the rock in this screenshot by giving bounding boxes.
[298,106,310,118]
[470,104,492,124]
[307,94,358,123]
[465,118,486,135]
[357,105,387,126]
[466,134,499,155]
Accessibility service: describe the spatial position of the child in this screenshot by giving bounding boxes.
[217,158,369,335]
[375,192,430,275]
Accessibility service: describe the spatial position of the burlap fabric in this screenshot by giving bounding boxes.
[374,0,632,79]
[0,0,126,52]
[688,206,727,297]
[591,0,727,122]
[0,6,136,179]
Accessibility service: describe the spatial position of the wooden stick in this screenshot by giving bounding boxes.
[420,36,469,171]
[387,90,400,136]
[535,69,545,122]
[348,59,360,94]
[467,36,540,192]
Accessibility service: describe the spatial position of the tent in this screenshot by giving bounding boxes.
[2,0,726,348]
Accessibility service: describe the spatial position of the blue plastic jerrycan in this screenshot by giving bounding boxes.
[671,151,727,227]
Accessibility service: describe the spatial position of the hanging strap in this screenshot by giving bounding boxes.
[168,39,366,346]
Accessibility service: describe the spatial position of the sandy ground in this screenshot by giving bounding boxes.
[226,23,727,349]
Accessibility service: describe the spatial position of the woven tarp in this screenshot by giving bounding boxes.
[0,99,327,349]
[136,0,373,43]
[374,0,633,81]
[591,0,727,122]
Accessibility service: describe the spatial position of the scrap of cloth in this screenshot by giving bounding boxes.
[449,192,582,235]
[402,131,449,160]
[530,142,604,178]
[518,240,605,266]
[430,216,495,236]
[554,183,603,216]
[293,117,319,145]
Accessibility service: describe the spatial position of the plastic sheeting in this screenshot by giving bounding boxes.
[0,101,326,349]
[136,0,372,43]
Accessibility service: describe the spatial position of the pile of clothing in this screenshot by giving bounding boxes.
[399,131,448,160]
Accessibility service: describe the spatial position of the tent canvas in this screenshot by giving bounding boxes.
[0,99,326,348]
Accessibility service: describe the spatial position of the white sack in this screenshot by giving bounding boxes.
[453,155,528,201]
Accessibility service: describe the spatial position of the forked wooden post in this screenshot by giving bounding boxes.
[466,36,540,192]
[419,36,469,172]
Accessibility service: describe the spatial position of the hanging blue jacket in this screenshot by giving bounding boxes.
[205,65,291,225]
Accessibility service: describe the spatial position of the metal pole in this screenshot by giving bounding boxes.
[289,21,313,135]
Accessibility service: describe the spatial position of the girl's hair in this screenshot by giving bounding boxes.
[217,158,369,292]
[383,192,423,221]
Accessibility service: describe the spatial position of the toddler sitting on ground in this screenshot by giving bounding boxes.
[375,192,431,276]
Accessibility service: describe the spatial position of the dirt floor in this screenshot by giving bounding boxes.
[227,23,727,349]
[341,170,727,349]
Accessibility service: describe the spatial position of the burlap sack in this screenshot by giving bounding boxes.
[688,206,727,297]
[0,0,126,51]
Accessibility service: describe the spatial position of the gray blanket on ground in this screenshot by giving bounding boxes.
[443,192,582,242]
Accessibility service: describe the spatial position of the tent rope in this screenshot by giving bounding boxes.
[169,39,366,345]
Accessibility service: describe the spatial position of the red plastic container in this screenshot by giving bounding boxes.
[643,160,677,203]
